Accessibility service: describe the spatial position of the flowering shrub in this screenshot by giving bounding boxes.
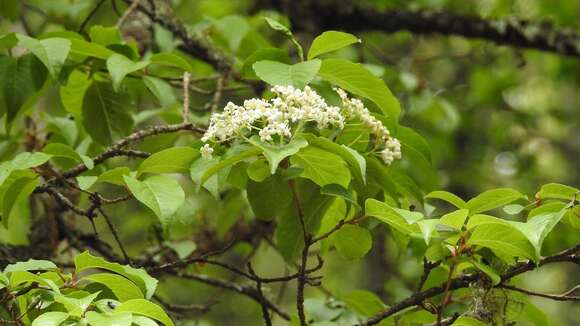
[0,2,578,326]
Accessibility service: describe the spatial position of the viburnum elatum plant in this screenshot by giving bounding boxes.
[0,1,578,326]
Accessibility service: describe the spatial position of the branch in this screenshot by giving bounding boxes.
[60,122,202,179]
[121,0,233,72]
[177,272,291,321]
[261,0,580,58]
[360,243,580,325]
[499,284,580,302]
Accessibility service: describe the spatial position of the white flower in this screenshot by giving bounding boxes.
[199,85,402,165]
[200,144,214,159]
[335,87,401,165]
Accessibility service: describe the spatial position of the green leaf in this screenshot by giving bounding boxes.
[149,53,192,71]
[4,259,57,272]
[246,159,270,182]
[89,25,121,46]
[75,251,158,299]
[1,172,38,227]
[467,223,535,261]
[425,191,466,208]
[253,59,321,89]
[0,152,51,187]
[417,219,439,245]
[60,69,91,119]
[306,136,366,184]
[318,58,401,119]
[82,81,134,145]
[452,316,487,326]
[77,176,97,190]
[68,38,116,59]
[247,137,308,174]
[341,290,386,317]
[365,199,419,235]
[32,312,69,326]
[55,292,100,317]
[333,224,372,260]
[503,204,525,215]
[247,173,292,220]
[132,316,159,326]
[85,311,132,326]
[537,183,579,201]
[469,259,501,285]
[123,175,185,225]
[143,76,177,109]
[308,31,360,59]
[106,54,150,91]
[137,147,198,176]
[43,115,78,145]
[396,126,432,164]
[43,143,94,169]
[508,208,568,259]
[290,145,351,188]
[16,35,71,78]
[164,240,197,260]
[83,273,144,301]
[263,17,304,60]
[320,183,358,208]
[439,209,469,230]
[190,157,220,197]
[115,299,174,326]
[465,188,524,214]
[277,180,335,260]
[199,147,262,187]
[212,15,249,51]
[0,34,17,53]
[241,48,291,79]
[97,167,131,186]
[0,54,47,124]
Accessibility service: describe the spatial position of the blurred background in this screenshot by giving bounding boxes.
[0,0,579,324]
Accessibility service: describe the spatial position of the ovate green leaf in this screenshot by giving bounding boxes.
[333,224,372,260]
[137,147,198,176]
[247,137,308,174]
[75,251,157,299]
[83,273,144,301]
[16,35,71,78]
[123,175,185,225]
[466,188,524,214]
[318,58,400,119]
[115,299,174,326]
[106,54,150,91]
[308,31,360,59]
[290,145,351,188]
[425,191,466,208]
[82,81,134,145]
[253,59,321,89]
[31,312,69,326]
[467,223,535,261]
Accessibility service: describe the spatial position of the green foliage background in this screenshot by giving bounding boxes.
[0,0,579,325]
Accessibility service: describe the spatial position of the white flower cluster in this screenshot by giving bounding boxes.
[200,85,401,165]
[334,88,402,165]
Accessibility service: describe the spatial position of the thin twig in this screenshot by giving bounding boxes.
[182,72,191,123]
[499,284,580,302]
[97,207,131,264]
[78,0,107,33]
[116,0,141,28]
[210,74,225,113]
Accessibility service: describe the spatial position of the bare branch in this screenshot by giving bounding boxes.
[260,0,580,59]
